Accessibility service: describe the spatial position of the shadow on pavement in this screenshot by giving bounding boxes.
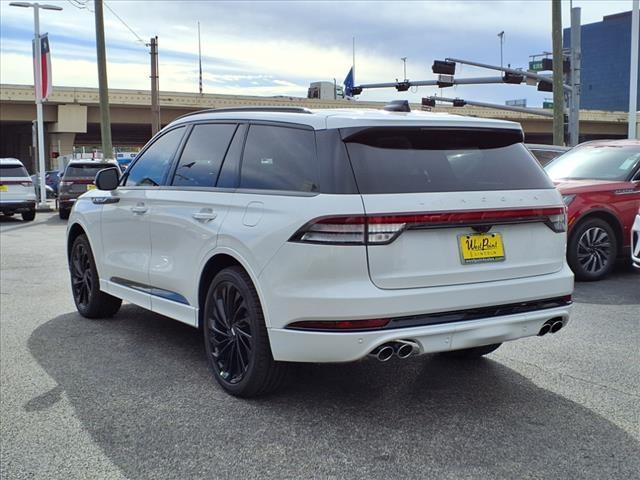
[28,305,639,479]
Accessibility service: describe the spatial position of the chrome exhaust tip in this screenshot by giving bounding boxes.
[369,344,395,362]
[395,339,420,359]
[538,323,551,336]
[550,320,564,333]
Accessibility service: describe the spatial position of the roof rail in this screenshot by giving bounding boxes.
[173,106,313,122]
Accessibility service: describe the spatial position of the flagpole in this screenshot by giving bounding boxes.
[11,2,61,210]
[198,21,203,95]
[352,37,355,85]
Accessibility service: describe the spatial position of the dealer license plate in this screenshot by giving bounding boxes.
[458,232,505,264]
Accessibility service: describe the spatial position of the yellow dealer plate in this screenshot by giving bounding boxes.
[0,185,7,192]
[458,232,505,264]
[86,184,96,191]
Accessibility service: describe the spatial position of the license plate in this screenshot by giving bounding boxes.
[0,185,7,192]
[86,184,96,191]
[458,232,505,264]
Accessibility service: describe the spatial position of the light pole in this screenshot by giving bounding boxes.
[10,2,62,210]
[401,57,408,81]
[497,31,505,68]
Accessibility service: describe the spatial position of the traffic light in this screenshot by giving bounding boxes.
[351,86,363,95]
[422,97,436,107]
[432,60,456,75]
[502,72,524,84]
[537,81,553,92]
[541,57,570,73]
[452,98,466,107]
[437,74,454,88]
[395,81,410,92]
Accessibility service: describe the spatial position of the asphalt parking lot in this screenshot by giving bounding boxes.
[1,211,638,480]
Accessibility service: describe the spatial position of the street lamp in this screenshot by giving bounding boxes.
[10,2,62,210]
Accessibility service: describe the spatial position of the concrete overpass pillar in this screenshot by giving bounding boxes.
[47,104,87,169]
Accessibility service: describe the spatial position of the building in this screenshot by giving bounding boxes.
[564,11,640,112]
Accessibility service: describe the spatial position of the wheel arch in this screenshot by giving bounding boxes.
[571,209,624,253]
[67,222,88,263]
[197,251,266,330]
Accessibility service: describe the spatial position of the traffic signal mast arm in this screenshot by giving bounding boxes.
[423,96,555,118]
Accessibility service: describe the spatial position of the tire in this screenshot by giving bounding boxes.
[203,266,287,397]
[59,208,70,220]
[22,210,35,222]
[440,343,502,358]
[567,217,618,281]
[70,234,122,318]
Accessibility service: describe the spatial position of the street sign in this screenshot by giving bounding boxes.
[543,101,554,109]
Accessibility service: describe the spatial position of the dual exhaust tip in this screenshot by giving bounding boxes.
[538,317,564,336]
[369,339,420,362]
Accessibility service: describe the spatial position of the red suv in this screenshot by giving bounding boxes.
[545,140,640,281]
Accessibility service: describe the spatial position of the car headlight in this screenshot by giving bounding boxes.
[562,194,576,206]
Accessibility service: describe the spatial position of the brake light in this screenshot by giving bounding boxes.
[287,318,390,331]
[60,181,74,187]
[291,207,567,245]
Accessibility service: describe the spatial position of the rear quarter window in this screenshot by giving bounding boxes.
[342,128,553,193]
[240,125,319,192]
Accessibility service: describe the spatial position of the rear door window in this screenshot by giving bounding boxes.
[0,165,29,177]
[240,125,318,192]
[125,127,185,186]
[172,123,237,187]
[343,128,553,193]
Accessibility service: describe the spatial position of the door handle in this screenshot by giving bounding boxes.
[192,210,218,223]
[131,203,148,214]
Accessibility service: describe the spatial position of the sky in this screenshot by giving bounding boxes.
[0,0,634,106]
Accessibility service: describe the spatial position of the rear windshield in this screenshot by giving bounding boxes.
[545,145,640,181]
[342,128,553,194]
[0,164,29,177]
[64,164,112,178]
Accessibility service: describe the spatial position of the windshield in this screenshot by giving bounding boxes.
[545,145,640,181]
[64,164,113,178]
[342,128,553,193]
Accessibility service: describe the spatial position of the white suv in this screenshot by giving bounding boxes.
[67,106,574,397]
[0,158,36,221]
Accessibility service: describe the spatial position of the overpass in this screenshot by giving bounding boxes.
[0,83,636,172]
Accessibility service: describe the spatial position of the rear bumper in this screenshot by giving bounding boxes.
[269,305,572,362]
[58,196,78,209]
[0,200,36,213]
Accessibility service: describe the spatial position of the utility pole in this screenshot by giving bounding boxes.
[94,0,113,159]
[149,36,160,135]
[629,0,639,139]
[551,0,564,146]
[568,7,581,146]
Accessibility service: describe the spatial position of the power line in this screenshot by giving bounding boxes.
[103,1,146,46]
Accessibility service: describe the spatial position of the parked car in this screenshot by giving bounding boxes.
[526,143,570,166]
[545,139,640,281]
[632,208,640,270]
[58,160,120,219]
[0,158,36,221]
[67,106,574,397]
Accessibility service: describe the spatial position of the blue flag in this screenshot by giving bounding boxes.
[344,67,354,97]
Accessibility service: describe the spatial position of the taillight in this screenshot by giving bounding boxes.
[291,207,567,245]
[60,181,74,187]
[287,318,390,331]
[20,181,32,187]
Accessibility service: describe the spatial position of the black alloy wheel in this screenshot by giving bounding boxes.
[69,235,121,318]
[568,218,617,281]
[203,266,287,397]
[71,240,93,309]
[208,281,253,384]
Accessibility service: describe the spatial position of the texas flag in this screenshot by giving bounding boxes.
[32,33,52,101]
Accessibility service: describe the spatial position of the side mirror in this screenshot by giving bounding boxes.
[95,167,120,191]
